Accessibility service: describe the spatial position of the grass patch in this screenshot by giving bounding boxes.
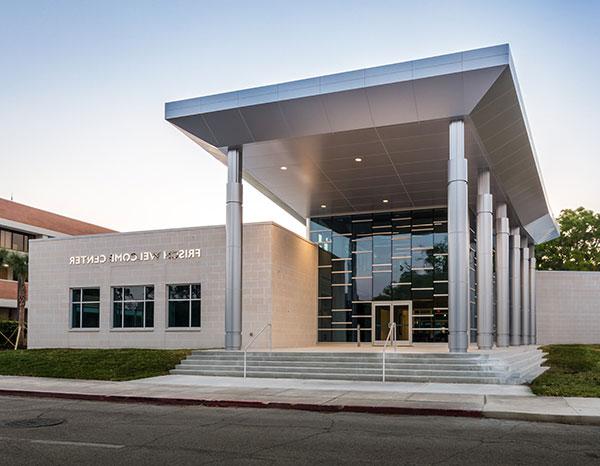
[0,348,190,381]
[530,345,600,397]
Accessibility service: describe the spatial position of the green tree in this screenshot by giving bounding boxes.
[0,248,28,348]
[536,207,600,271]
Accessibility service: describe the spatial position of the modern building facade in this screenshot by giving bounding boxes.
[0,198,112,320]
[163,44,558,352]
[29,44,563,352]
[28,223,316,349]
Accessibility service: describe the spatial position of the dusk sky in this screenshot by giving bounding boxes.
[1,0,599,234]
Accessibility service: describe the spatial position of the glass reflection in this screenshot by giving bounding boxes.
[311,208,448,343]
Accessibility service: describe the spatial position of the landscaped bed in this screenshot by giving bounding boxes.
[531,344,600,397]
[0,348,190,381]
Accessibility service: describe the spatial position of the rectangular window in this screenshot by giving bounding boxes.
[168,283,201,328]
[0,230,10,249]
[112,285,154,328]
[0,228,33,252]
[12,233,25,252]
[71,287,100,328]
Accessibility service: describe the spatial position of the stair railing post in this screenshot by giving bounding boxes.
[382,322,396,383]
[243,322,271,380]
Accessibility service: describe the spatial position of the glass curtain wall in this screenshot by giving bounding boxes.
[310,208,449,343]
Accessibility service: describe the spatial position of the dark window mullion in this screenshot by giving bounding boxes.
[188,284,192,326]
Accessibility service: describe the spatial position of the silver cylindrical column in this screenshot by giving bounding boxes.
[447,120,470,353]
[476,170,493,349]
[529,245,537,344]
[510,227,521,346]
[225,147,243,350]
[495,204,510,347]
[520,237,530,345]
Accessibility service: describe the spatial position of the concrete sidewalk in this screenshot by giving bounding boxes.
[1,375,599,426]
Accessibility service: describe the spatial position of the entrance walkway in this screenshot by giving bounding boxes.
[138,374,532,396]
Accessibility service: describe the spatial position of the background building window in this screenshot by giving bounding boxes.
[0,228,33,252]
[167,284,201,328]
[112,286,154,328]
[71,288,100,328]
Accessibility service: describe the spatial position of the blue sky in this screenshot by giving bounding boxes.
[1,0,599,234]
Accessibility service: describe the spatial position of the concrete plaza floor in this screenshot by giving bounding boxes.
[219,343,540,354]
[1,374,599,425]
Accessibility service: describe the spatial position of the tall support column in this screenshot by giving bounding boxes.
[476,171,493,349]
[529,245,537,344]
[447,120,470,353]
[509,227,521,345]
[521,238,530,345]
[495,204,510,347]
[225,147,243,350]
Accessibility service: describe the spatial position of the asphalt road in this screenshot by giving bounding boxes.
[0,396,599,465]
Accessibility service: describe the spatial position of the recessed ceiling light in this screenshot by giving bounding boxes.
[354,157,363,162]
[382,199,389,203]
[280,166,288,171]
[320,204,327,209]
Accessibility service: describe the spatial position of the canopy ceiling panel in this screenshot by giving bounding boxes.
[166,44,558,244]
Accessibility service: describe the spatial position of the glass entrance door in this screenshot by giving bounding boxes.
[372,301,412,345]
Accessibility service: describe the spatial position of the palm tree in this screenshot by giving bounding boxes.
[0,248,8,269]
[0,248,28,348]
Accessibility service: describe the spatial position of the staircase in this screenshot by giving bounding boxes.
[171,347,547,385]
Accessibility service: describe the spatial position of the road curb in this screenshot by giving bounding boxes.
[483,410,600,426]
[0,389,482,419]
[2,389,598,425]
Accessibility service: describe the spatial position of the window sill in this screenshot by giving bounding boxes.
[69,328,100,332]
[109,328,154,332]
[165,327,202,332]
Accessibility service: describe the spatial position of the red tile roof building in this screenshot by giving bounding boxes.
[0,198,114,236]
[0,198,113,318]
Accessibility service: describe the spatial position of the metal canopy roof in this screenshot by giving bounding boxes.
[165,44,558,244]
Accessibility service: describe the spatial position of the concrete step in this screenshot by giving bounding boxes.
[179,360,502,371]
[174,364,505,378]
[190,350,492,360]
[500,353,546,375]
[184,355,492,365]
[170,368,506,384]
[172,348,547,385]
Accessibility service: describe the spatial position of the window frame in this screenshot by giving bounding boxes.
[0,228,33,252]
[166,283,201,329]
[111,285,155,329]
[70,287,101,330]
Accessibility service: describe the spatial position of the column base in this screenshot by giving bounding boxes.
[225,332,242,351]
[496,334,510,347]
[449,331,469,353]
[477,334,494,350]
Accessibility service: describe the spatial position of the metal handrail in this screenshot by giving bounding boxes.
[382,322,397,382]
[243,322,272,379]
[356,324,361,347]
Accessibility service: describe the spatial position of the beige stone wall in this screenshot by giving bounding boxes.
[270,224,317,348]
[28,222,313,350]
[536,270,600,344]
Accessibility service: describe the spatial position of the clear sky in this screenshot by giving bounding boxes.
[1,0,599,235]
